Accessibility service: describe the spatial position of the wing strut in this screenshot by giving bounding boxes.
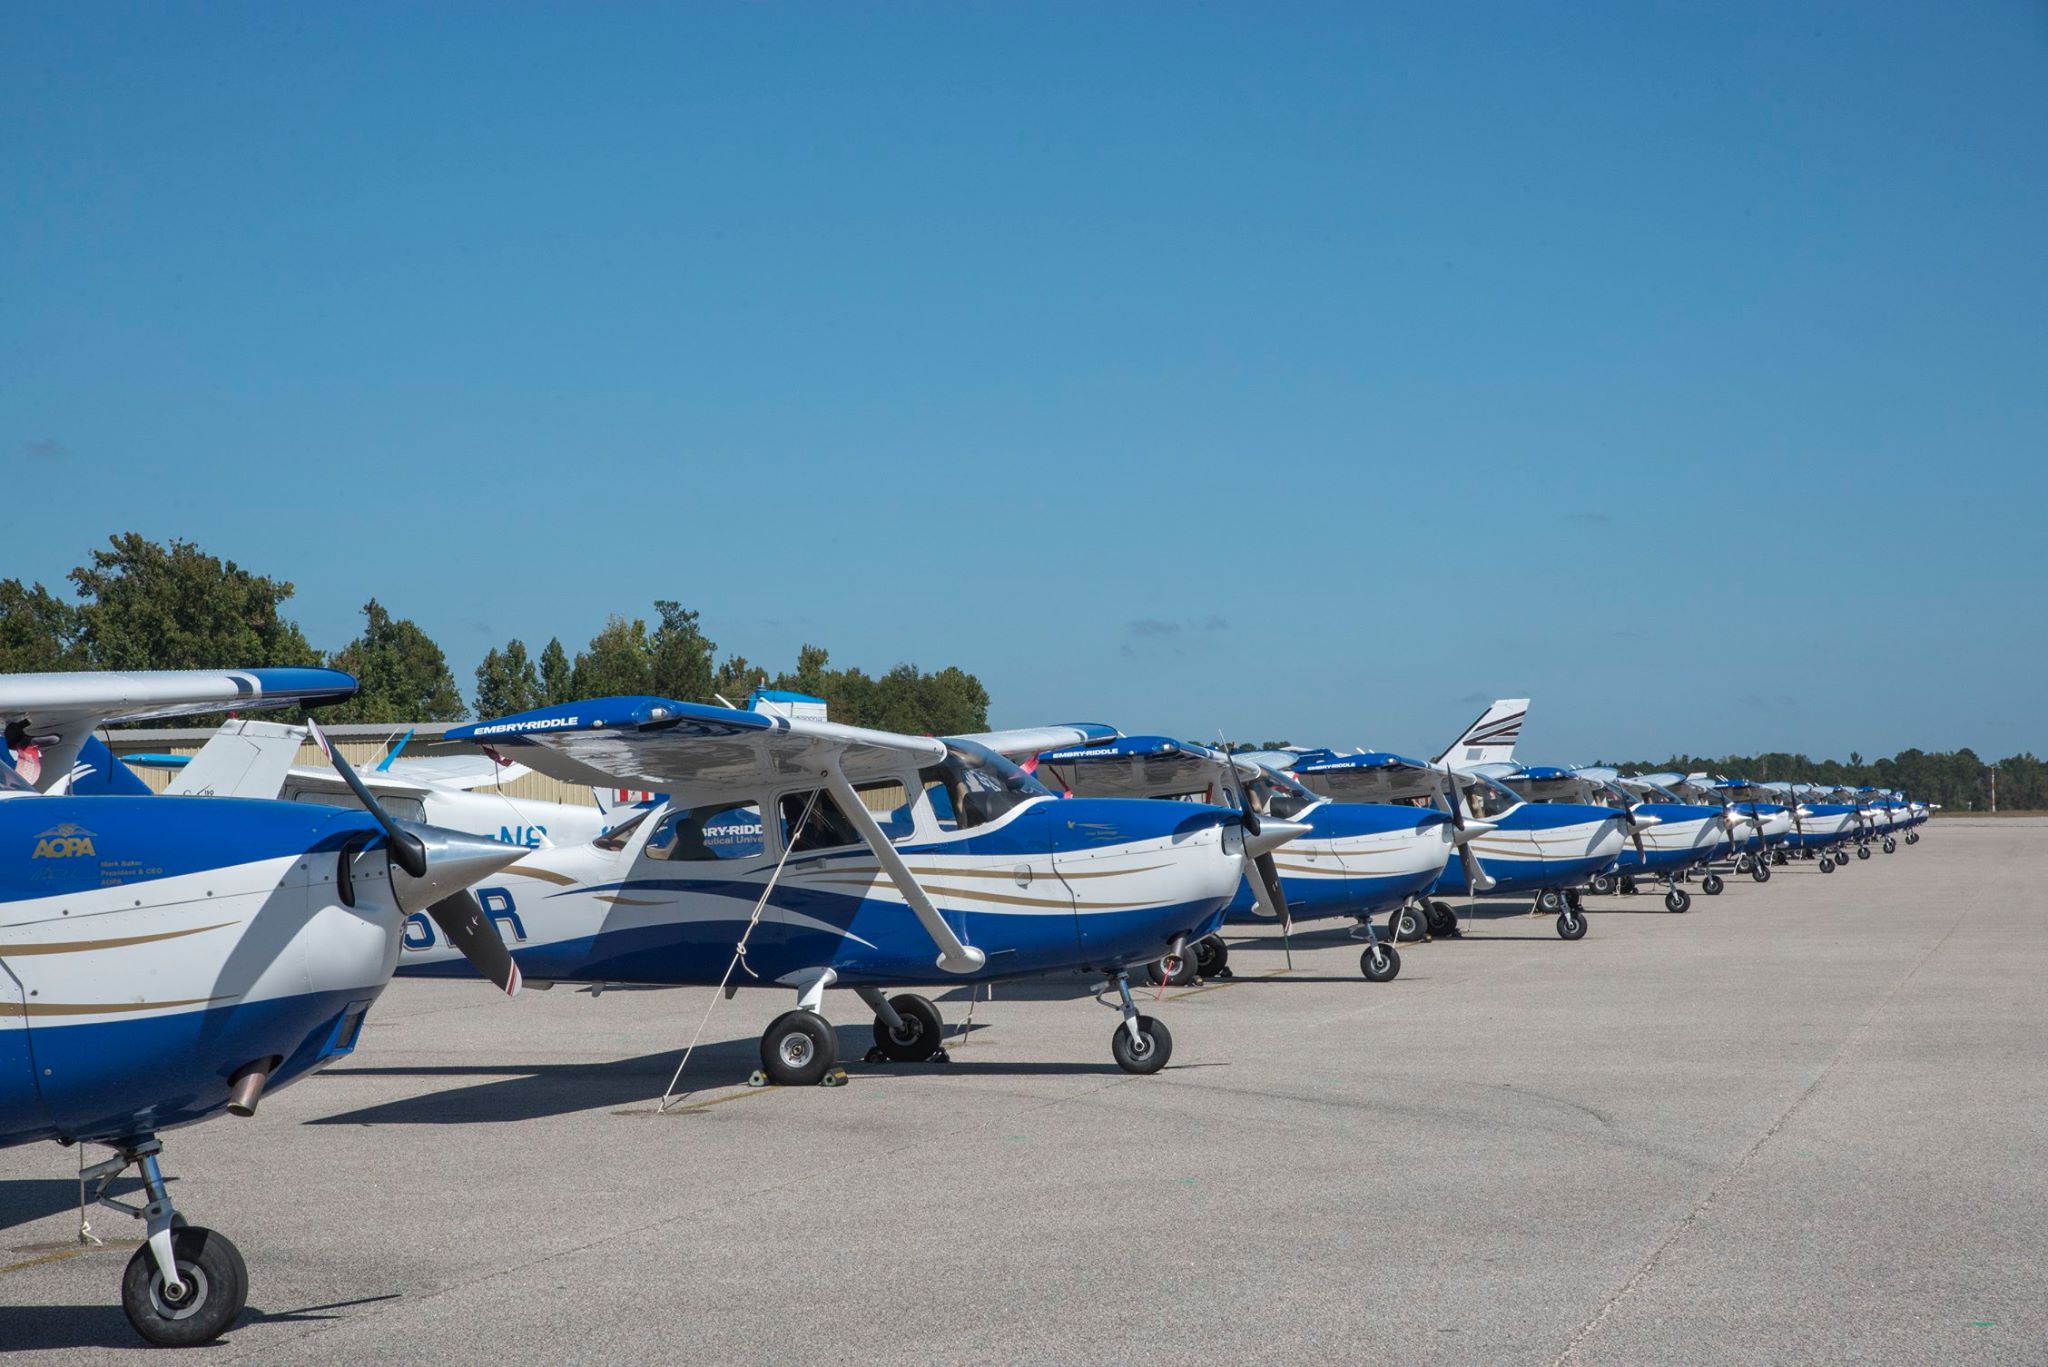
[824,763,986,975]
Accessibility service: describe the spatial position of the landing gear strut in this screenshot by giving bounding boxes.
[1109,971,1172,1074]
[85,1138,248,1347]
[1554,890,1587,940]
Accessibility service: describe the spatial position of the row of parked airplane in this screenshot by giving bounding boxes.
[0,669,1929,1344]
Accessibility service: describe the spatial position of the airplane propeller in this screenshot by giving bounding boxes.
[1227,762,1305,930]
[1438,772,1497,893]
[307,717,524,996]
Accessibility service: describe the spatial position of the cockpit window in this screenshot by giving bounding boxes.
[1590,780,1636,811]
[593,808,652,852]
[919,740,1051,831]
[1245,768,1318,820]
[1460,775,1523,820]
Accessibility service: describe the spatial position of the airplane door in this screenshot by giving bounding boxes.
[1049,806,1134,959]
[0,956,52,1143]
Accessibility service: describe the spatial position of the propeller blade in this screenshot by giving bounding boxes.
[1251,851,1291,932]
[1439,772,1496,892]
[308,716,426,878]
[425,888,524,997]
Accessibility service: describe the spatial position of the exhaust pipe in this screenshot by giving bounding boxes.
[227,1056,281,1117]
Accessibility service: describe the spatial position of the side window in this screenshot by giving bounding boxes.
[646,801,767,861]
[777,780,913,854]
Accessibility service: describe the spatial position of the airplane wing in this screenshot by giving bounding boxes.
[0,667,357,792]
[1032,735,1238,802]
[448,696,947,812]
[952,724,1119,761]
[373,754,533,790]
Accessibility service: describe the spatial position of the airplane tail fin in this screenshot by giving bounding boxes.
[164,719,305,799]
[1435,698,1530,769]
[55,736,156,796]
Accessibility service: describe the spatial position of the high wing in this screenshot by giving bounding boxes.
[0,667,357,792]
[449,696,946,807]
[372,754,533,790]
[953,724,1119,761]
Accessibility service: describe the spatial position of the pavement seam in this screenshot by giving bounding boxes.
[1548,904,1970,1366]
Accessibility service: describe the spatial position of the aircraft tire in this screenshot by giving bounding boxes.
[1819,857,1834,873]
[1535,890,1564,915]
[1360,942,1401,983]
[1145,951,1198,987]
[871,993,945,1063]
[122,1226,248,1348]
[1388,904,1428,943]
[1589,873,1616,896]
[1735,854,1754,874]
[1665,889,1690,913]
[1752,861,1771,884]
[761,1010,838,1086]
[1857,845,1871,860]
[1702,873,1724,895]
[1111,1015,1172,1074]
[1882,837,1897,854]
[1619,876,1638,896]
[1194,935,1229,978]
[1425,900,1458,936]
[1555,908,1588,941]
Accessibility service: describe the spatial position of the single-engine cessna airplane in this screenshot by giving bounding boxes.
[0,669,523,1346]
[1757,781,1863,870]
[1278,701,1625,941]
[1625,772,1781,884]
[397,697,1295,1080]
[1499,765,1725,912]
[1025,734,1451,983]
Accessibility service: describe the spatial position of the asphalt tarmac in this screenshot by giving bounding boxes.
[3,820,2042,1365]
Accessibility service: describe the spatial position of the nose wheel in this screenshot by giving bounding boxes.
[1360,939,1401,982]
[1555,903,1587,940]
[1109,971,1173,1074]
[1664,887,1691,913]
[83,1139,249,1347]
[1751,859,1772,883]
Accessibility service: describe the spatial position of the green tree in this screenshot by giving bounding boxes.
[538,637,574,704]
[474,639,544,718]
[571,615,654,698]
[648,601,716,702]
[0,579,82,671]
[711,654,762,703]
[68,533,319,671]
[326,600,467,723]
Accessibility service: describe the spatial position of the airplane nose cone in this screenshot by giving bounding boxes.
[389,819,525,914]
[1243,817,1313,859]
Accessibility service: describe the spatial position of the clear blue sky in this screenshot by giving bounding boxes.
[4,3,2044,763]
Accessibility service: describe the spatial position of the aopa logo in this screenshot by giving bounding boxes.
[33,822,97,859]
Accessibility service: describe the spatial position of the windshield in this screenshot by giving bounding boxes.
[1460,774,1523,820]
[1244,767,1319,820]
[1589,779,1637,811]
[921,739,1051,830]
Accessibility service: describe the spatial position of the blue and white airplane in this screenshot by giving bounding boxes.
[1758,781,1864,869]
[1499,765,1725,912]
[396,698,1296,1080]
[0,669,524,1346]
[1026,735,1452,983]
[1281,702,1628,940]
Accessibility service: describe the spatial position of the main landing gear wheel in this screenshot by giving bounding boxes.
[1882,837,1897,854]
[761,1009,838,1086]
[1702,873,1725,896]
[121,1226,248,1348]
[1555,907,1588,940]
[1144,950,1198,987]
[1906,831,1920,845]
[1772,848,1788,866]
[1111,1015,1173,1074]
[1425,900,1458,937]
[1535,890,1565,915]
[1589,872,1616,896]
[1194,934,1230,979]
[1361,941,1402,982]
[1619,876,1639,896]
[1857,844,1872,860]
[870,993,945,1063]
[1665,888,1691,913]
[1388,903,1428,943]
[1734,853,1754,874]
[1751,860,1771,884]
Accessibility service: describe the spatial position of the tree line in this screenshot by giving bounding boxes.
[2,534,990,734]
[1596,749,2046,813]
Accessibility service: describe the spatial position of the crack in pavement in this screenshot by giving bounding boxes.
[1549,906,1971,1366]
